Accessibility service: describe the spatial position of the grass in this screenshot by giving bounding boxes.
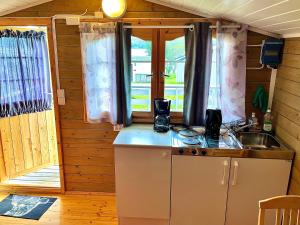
[165,95,183,100]
[131,73,183,85]
[132,105,150,111]
[132,95,183,100]
[131,73,184,111]
[132,104,183,111]
[165,73,180,84]
[166,73,186,85]
[132,95,148,99]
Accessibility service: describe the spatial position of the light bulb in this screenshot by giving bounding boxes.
[102,0,127,18]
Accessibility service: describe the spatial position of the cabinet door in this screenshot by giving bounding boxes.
[225,158,292,225]
[115,147,171,219]
[171,156,230,225]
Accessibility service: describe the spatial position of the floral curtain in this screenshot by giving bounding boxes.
[0,30,52,118]
[209,22,248,123]
[80,23,117,124]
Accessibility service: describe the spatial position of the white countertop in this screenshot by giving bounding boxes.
[113,124,172,148]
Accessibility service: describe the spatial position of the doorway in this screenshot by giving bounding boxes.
[0,21,63,191]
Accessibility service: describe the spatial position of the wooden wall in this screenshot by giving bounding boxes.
[7,0,197,193]
[0,110,58,180]
[8,0,272,192]
[246,31,272,123]
[272,37,300,195]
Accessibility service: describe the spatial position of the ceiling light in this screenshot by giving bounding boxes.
[102,0,127,18]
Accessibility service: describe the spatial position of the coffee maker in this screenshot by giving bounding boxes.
[153,98,171,133]
[205,109,222,139]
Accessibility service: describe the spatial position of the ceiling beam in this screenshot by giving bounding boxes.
[282,32,300,38]
[248,26,281,38]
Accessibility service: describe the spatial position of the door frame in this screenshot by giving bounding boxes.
[0,17,65,193]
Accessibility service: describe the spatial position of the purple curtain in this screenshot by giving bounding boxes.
[0,29,52,118]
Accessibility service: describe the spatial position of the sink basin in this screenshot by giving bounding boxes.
[235,132,281,150]
[206,133,243,149]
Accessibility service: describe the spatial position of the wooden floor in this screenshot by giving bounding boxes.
[0,193,118,225]
[3,166,60,188]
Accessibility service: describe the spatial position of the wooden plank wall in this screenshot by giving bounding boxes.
[272,37,300,195]
[0,110,58,180]
[8,0,271,192]
[246,32,272,123]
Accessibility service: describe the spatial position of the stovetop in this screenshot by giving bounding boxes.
[171,127,242,150]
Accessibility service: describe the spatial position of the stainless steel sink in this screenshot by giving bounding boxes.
[222,133,244,149]
[235,132,281,150]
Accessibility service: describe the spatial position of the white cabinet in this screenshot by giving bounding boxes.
[115,147,292,225]
[170,157,291,225]
[171,156,230,225]
[225,158,292,225]
[114,147,171,225]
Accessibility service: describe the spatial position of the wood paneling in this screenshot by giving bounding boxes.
[7,0,196,193]
[0,110,58,180]
[144,0,300,38]
[246,31,272,123]
[272,37,300,195]
[7,0,272,193]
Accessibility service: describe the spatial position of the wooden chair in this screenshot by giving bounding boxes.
[258,195,300,225]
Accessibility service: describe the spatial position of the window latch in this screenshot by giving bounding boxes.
[160,73,170,77]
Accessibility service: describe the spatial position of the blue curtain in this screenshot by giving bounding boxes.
[0,29,52,118]
[116,23,132,126]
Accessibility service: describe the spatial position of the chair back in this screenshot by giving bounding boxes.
[258,195,300,225]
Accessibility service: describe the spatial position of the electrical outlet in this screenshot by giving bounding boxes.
[57,89,66,105]
[66,17,80,25]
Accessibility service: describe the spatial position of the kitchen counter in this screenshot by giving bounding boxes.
[113,124,172,148]
[113,124,294,160]
[114,125,293,225]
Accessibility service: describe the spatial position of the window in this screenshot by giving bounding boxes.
[164,36,185,112]
[0,28,52,118]
[208,38,220,109]
[131,28,185,121]
[131,36,152,112]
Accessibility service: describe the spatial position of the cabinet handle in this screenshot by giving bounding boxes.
[232,161,239,186]
[221,160,229,185]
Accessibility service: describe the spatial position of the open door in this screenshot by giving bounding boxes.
[0,18,64,192]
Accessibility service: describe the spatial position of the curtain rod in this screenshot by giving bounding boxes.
[123,25,194,29]
[123,25,241,29]
[79,17,217,22]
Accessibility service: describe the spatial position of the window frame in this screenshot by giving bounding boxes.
[131,28,158,123]
[131,28,185,124]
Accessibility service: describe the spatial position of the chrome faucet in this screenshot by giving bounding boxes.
[232,122,258,133]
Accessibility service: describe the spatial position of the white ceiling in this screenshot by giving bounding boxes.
[1,0,300,37]
[0,0,52,16]
[147,0,300,38]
